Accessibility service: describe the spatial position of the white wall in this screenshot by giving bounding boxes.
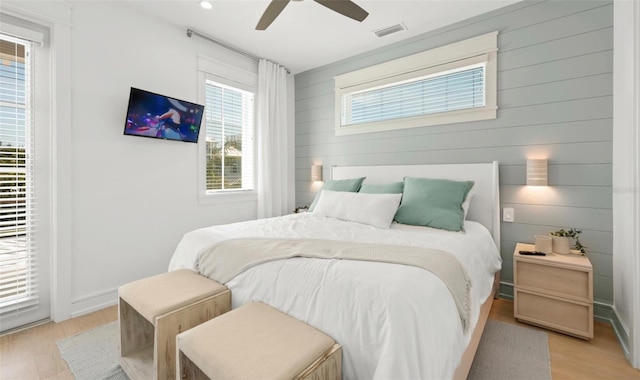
[64,1,263,317]
[0,0,295,323]
[613,0,640,368]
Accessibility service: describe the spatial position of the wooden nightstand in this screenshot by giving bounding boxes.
[513,242,593,339]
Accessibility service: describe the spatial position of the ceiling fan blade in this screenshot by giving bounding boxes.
[314,0,369,22]
[256,0,291,30]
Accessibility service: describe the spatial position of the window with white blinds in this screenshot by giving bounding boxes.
[343,63,486,126]
[204,80,255,192]
[0,34,38,314]
[335,31,498,136]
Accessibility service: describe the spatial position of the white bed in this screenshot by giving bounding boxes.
[168,162,502,380]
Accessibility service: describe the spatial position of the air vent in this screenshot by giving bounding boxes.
[374,23,407,38]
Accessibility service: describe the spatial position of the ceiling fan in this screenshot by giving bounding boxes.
[256,0,369,30]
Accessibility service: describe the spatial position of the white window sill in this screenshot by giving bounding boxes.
[198,190,258,205]
[335,106,497,136]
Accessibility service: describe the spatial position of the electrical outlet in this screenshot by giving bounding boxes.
[503,207,514,222]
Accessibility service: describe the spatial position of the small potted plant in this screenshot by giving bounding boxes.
[549,228,586,255]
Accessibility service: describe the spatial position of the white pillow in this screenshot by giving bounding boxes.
[312,190,402,229]
[462,189,475,220]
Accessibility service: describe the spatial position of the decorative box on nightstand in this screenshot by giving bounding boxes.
[513,242,593,339]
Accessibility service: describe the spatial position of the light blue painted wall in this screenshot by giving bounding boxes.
[294,0,614,312]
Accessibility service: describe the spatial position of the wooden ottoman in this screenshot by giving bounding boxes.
[176,301,342,380]
[118,269,231,380]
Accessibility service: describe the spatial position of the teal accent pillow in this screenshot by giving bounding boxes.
[309,177,366,211]
[394,177,474,232]
[359,182,404,194]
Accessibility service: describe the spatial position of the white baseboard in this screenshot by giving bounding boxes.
[69,288,118,319]
[610,305,632,362]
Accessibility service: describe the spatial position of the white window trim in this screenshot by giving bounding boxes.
[334,31,498,136]
[2,0,74,325]
[0,15,54,330]
[0,23,44,46]
[197,55,258,205]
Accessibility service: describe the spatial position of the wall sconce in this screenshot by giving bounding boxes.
[526,159,548,186]
[311,164,323,182]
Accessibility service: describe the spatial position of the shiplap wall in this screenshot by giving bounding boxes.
[294,0,614,312]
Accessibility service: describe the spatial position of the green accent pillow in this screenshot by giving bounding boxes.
[394,177,474,232]
[309,177,366,211]
[359,182,404,194]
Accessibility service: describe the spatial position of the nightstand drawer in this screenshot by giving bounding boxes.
[515,260,590,300]
[515,289,593,339]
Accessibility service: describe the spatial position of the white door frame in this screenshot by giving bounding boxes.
[0,1,73,328]
[613,0,640,369]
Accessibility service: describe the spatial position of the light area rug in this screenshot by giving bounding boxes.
[469,319,552,380]
[57,319,550,380]
[56,321,128,380]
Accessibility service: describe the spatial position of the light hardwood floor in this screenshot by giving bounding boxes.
[0,306,117,380]
[490,298,640,380]
[1,298,639,379]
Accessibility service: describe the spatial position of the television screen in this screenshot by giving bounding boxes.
[124,87,204,143]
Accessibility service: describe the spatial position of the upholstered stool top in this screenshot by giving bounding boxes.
[118,269,227,322]
[178,301,336,379]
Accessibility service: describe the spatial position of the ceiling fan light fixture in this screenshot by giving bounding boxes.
[374,23,407,38]
[256,0,368,30]
[200,0,212,10]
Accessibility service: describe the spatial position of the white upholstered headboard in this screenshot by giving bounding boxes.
[331,161,500,250]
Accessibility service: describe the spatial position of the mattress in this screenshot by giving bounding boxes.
[168,213,501,379]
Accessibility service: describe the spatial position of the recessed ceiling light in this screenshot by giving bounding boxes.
[200,1,212,10]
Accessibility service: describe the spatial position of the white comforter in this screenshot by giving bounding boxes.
[168,213,501,380]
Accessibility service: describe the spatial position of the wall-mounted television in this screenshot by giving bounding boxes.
[124,87,204,143]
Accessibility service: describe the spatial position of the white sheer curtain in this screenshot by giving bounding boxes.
[257,59,293,218]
